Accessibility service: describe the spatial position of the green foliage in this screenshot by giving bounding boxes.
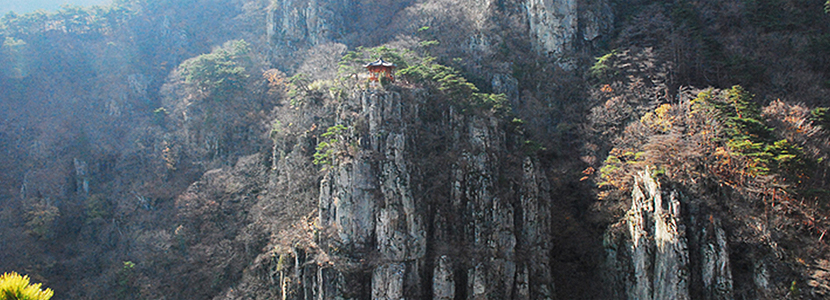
[522,139,547,154]
[85,194,112,223]
[338,44,508,113]
[313,124,348,166]
[598,86,816,198]
[589,50,618,82]
[286,73,316,106]
[178,40,252,98]
[809,107,830,129]
[472,92,509,114]
[152,107,168,126]
[767,139,807,175]
[598,149,644,188]
[419,40,440,48]
[722,86,769,139]
[367,46,407,69]
[0,272,54,300]
[116,261,138,299]
[430,64,478,99]
[790,280,800,298]
[338,49,367,77]
[699,86,808,179]
[337,45,409,87]
[313,142,334,166]
[398,59,508,112]
[276,253,288,272]
[122,261,135,270]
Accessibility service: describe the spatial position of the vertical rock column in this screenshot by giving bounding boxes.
[624,169,689,300]
[448,115,519,299]
[525,0,578,58]
[517,157,554,299]
[372,91,426,299]
[267,0,355,63]
[605,168,735,300]
[318,90,426,299]
[432,255,455,299]
[697,214,733,299]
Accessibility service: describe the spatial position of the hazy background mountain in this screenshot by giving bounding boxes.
[1,0,111,15]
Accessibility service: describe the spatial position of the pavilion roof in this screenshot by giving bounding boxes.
[364,58,396,68]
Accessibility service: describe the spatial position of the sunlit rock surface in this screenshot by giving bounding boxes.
[604,169,737,300]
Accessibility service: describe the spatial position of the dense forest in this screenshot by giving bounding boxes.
[2,0,830,299]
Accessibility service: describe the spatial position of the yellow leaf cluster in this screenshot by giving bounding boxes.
[640,103,674,133]
[0,272,54,300]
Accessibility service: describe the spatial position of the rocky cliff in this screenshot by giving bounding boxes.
[603,169,738,300]
[224,87,557,299]
[264,0,613,71]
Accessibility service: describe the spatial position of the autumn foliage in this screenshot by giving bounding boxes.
[599,85,824,193]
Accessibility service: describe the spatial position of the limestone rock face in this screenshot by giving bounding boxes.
[491,73,519,104]
[526,0,578,59]
[265,87,556,299]
[267,0,354,63]
[524,0,613,65]
[604,169,735,300]
[265,0,613,69]
[432,255,455,300]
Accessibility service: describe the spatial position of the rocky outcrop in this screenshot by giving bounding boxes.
[265,0,613,69]
[525,0,578,59]
[267,0,355,64]
[316,89,427,298]
[524,0,613,65]
[604,168,736,300]
[252,86,557,299]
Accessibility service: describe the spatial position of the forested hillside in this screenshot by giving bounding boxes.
[1,0,830,299]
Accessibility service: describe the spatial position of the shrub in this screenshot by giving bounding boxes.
[178,40,252,98]
[0,272,54,300]
[115,261,138,299]
[809,107,830,129]
[23,200,59,240]
[695,86,809,179]
[313,124,349,166]
[589,50,618,82]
